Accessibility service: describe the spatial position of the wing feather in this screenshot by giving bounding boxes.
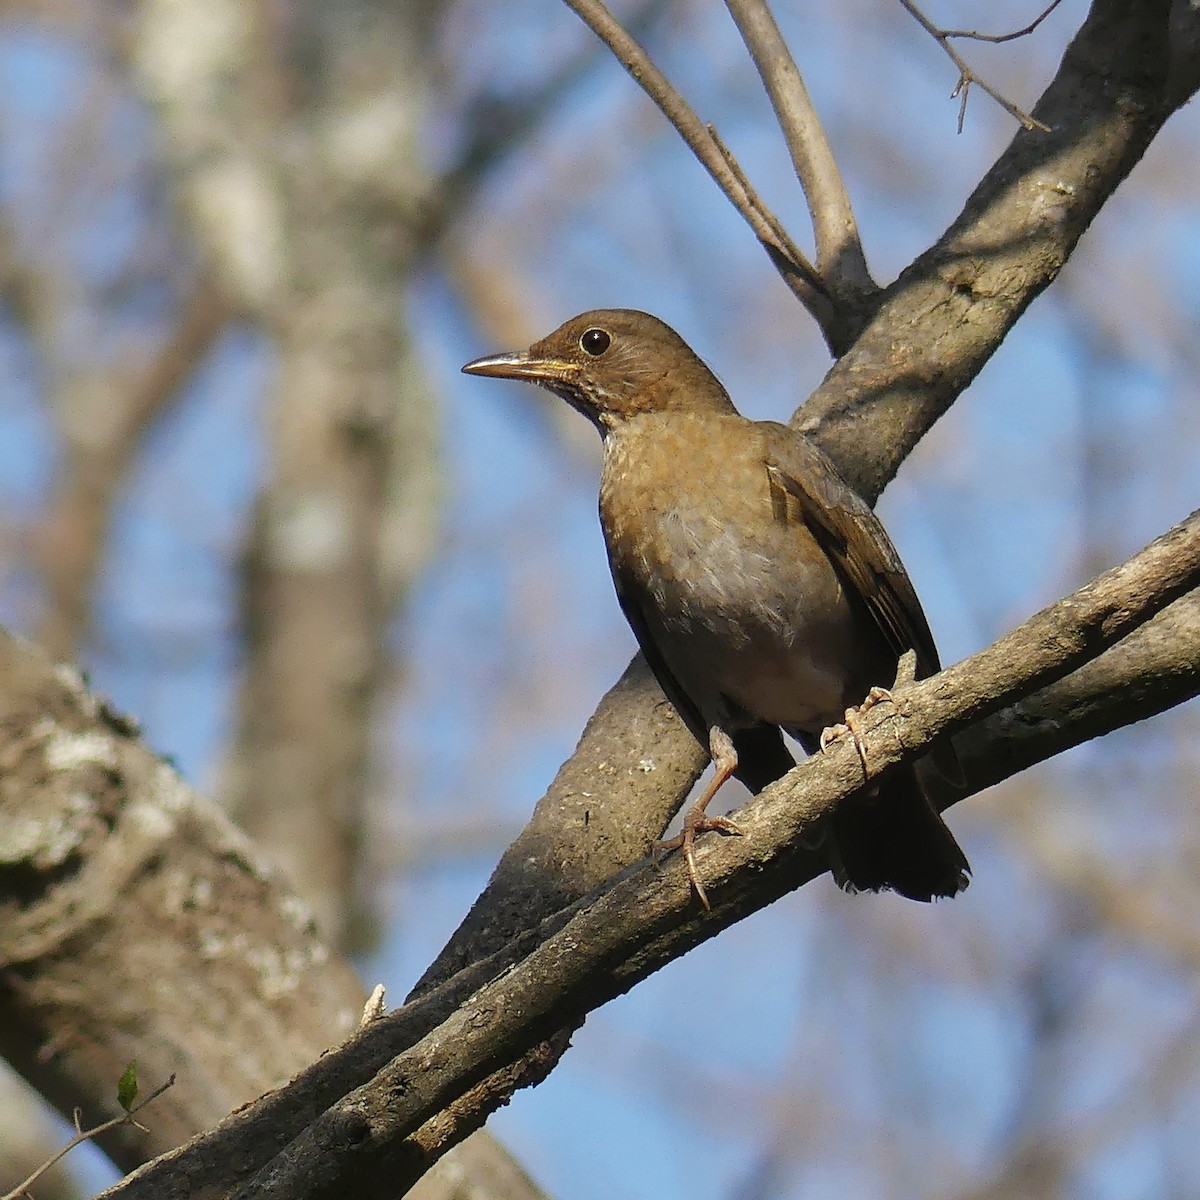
[761,424,941,678]
[761,424,963,784]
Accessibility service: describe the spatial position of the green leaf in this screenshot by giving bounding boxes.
[117,1061,138,1112]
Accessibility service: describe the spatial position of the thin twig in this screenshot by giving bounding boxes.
[896,0,1051,133]
[723,0,873,295]
[560,0,836,332]
[942,0,1066,45]
[2,1075,176,1200]
[706,123,807,269]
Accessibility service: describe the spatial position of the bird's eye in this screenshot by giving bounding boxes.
[580,328,611,356]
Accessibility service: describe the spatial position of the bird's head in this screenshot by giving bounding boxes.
[462,309,736,434]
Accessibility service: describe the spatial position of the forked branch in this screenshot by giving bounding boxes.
[561,0,850,344]
[896,0,1058,132]
[723,0,873,297]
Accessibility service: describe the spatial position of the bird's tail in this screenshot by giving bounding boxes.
[826,762,969,902]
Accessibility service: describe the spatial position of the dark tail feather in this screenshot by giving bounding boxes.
[728,724,968,902]
[827,763,970,902]
[731,723,796,794]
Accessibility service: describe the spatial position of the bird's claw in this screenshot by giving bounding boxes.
[819,686,894,776]
[653,808,743,910]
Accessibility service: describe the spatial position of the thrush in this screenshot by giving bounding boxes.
[463,309,969,908]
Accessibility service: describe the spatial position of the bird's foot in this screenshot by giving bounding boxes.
[653,804,743,910]
[819,686,894,775]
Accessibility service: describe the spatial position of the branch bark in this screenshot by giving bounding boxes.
[89,509,1200,1199]
[800,0,1183,502]
[0,633,365,1170]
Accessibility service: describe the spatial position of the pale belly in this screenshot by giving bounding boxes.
[631,517,867,734]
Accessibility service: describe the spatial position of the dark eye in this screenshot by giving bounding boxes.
[580,328,611,356]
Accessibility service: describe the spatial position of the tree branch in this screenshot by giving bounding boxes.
[1166,0,1200,109]
[723,0,874,298]
[94,509,1200,1199]
[801,0,1182,502]
[2,1075,175,1200]
[938,0,1066,45]
[560,0,840,340]
[955,589,1200,794]
[0,633,366,1172]
[895,0,1051,132]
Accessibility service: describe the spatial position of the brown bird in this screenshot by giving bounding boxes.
[463,309,969,908]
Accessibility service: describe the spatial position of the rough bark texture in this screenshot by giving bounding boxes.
[411,657,706,994]
[0,632,364,1168]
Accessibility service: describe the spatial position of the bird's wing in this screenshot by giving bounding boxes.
[760,423,941,678]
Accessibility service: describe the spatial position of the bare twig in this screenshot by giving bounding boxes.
[723,0,874,296]
[941,0,1066,45]
[896,0,1051,133]
[706,123,803,269]
[560,0,842,341]
[2,1075,175,1200]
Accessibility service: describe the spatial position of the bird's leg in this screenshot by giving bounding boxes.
[819,686,895,775]
[653,726,743,910]
[820,653,919,773]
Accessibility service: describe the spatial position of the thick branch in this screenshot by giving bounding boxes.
[0,633,365,1172]
[801,0,1180,502]
[1166,0,1200,108]
[95,510,1200,1199]
[955,589,1200,792]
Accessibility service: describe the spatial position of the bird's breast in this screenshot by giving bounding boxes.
[599,414,872,731]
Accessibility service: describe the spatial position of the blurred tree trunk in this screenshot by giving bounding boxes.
[130,0,441,952]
